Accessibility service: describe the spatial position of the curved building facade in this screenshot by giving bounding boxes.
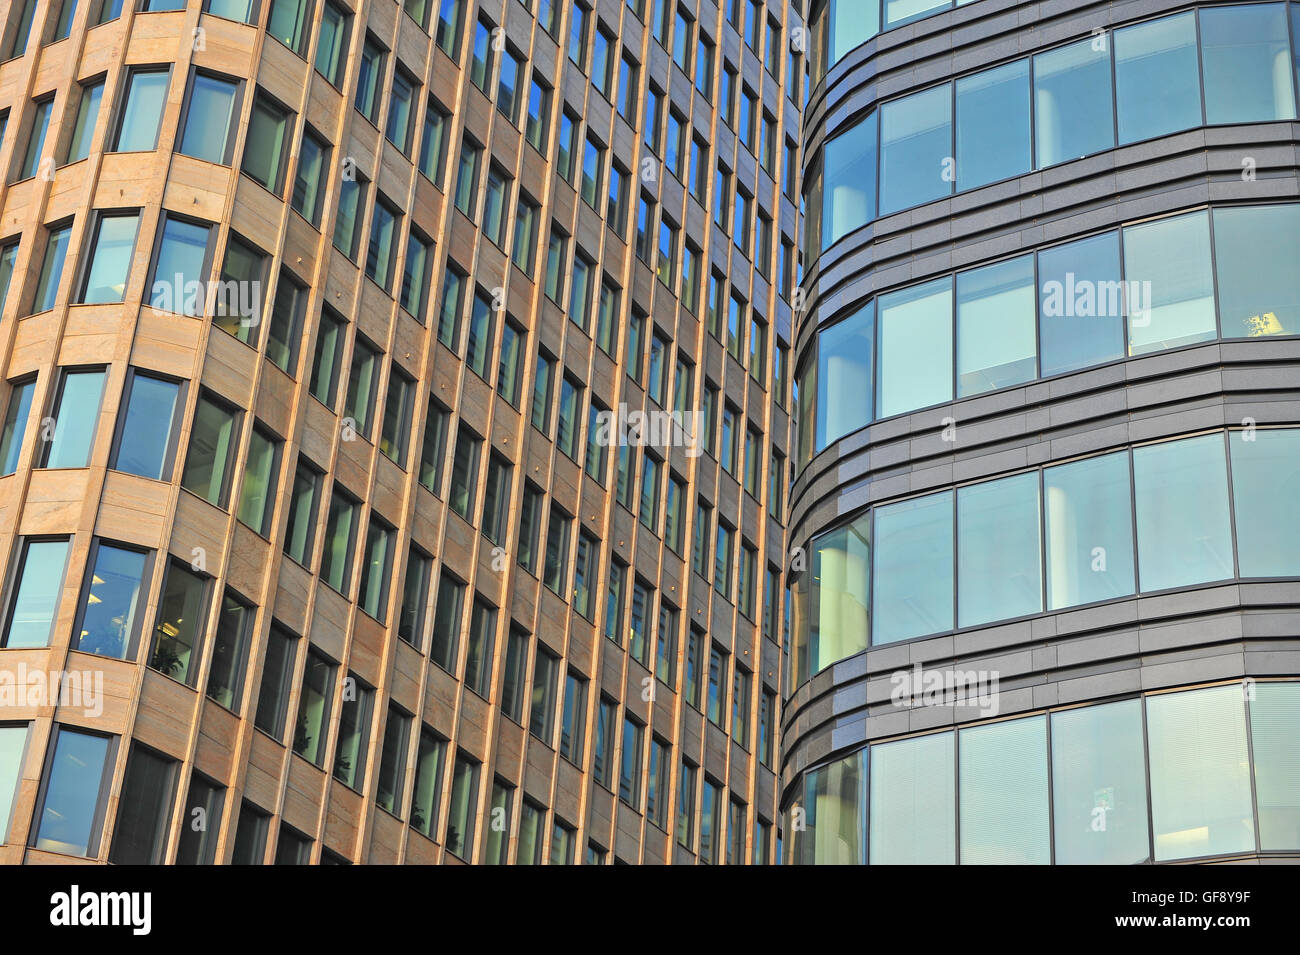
[784,0,1300,863]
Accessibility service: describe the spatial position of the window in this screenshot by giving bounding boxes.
[560,671,587,762]
[727,799,747,863]
[292,649,336,766]
[542,504,571,595]
[665,110,684,178]
[41,368,106,469]
[8,0,36,56]
[876,278,952,418]
[289,130,328,227]
[430,571,464,672]
[638,454,660,531]
[469,16,495,92]
[1201,4,1294,124]
[573,531,598,619]
[793,513,870,684]
[1044,451,1136,610]
[33,727,113,857]
[677,760,696,847]
[0,379,34,476]
[149,215,213,315]
[418,400,449,495]
[517,799,543,864]
[445,752,478,859]
[481,453,511,546]
[957,473,1041,628]
[1,538,70,649]
[236,425,278,535]
[592,25,614,96]
[435,0,464,58]
[275,824,312,865]
[878,86,955,215]
[1124,211,1216,356]
[655,602,676,684]
[268,0,312,54]
[65,80,105,165]
[397,547,431,651]
[568,3,589,67]
[332,173,367,258]
[109,744,176,865]
[315,1,351,86]
[607,163,629,234]
[619,716,643,808]
[569,252,593,330]
[591,697,618,788]
[1113,13,1200,145]
[267,272,307,372]
[212,236,267,343]
[738,87,755,150]
[448,425,481,521]
[699,778,722,863]
[418,99,450,184]
[706,644,726,725]
[436,263,466,349]
[365,196,400,291]
[583,402,607,482]
[175,774,224,864]
[497,319,524,406]
[332,674,373,788]
[531,351,553,432]
[241,92,292,194]
[629,580,651,665]
[379,367,414,466]
[525,76,550,152]
[580,134,603,209]
[759,688,776,767]
[485,782,515,863]
[109,371,180,481]
[355,35,386,124]
[738,543,757,618]
[0,242,17,314]
[112,69,168,152]
[1033,38,1114,169]
[310,307,346,406]
[672,8,693,71]
[16,96,52,180]
[603,560,626,644]
[556,375,581,459]
[1037,231,1123,377]
[343,336,381,439]
[719,404,737,474]
[656,219,677,287]
[501,627,529,722]
[634,193,654,262]
[482,165,511,248]
[556,109,578,182]
[1214,204,1300,338]
[230,802,270,864]
[253,624,297,739]
[644,84,663,151]
[529,646,559,743]
[1231,429,1300,577]
[206,592,252,710]
[411,728,444,837]
[618,53,639,119]
[512,194,539,274]
[32,222,72,312]
[386,68,417,153]
[453,138,481,217]
[871,490,954,644]
[358,518,394,621]
[465,289,495,380]
[816,111,876,250]
[320,486,360,593]
[953,255,1034,398]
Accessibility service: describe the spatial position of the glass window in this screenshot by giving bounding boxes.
[529,647,559,742]
[448,425,480,520]
[1231,428,1300,577]
[816,304,872,450]
[174,773,223,864]
[1044,451,1136,609]
[418,99,449,183]
[818,112,875,250]
[1201,4,1295,124]
[33,222,72,312]
[230,802,269,863]
[150,216,212,315]
[410,728,444,837]
[435,0,464,57]
[800,750,866,864]
[1051,698,1150,864]
[1133,434,1233,592]
[253,625,296,738]
[1033,38,1114,168]
[320,487,359,593]
[43,369,106,469]
[397,547,431,649]
[206,592,251,710]
[181,393,236,506]
[110,372,179,481]
[619,717,643,808]
[267,0,311,53]
[560,671,586,762]
[500,627,528,721]
[879,85,951,215]
[954,59,1029,190]
[0,379,34,475]
[77,213,138,305]
[315,1,350,86]
[955,254,1035,396]
[332,174,366,258]
[291,130,327,226]
[1213,204,1300,338]
[355,35,385,123]
[957,472,1041,628]
[212,237,266,342]
[180,73,238,164]
[365,198,399,290]
[959,716,1050,864]
[1037,230,1124,377]
[17,98,52,181]
[148,561,208,684]
[872,490,953,644]
[65,80,105,164]
[646,739,669,828]
[310,307,346,405]
[876,277,952,418]
[418,400,448,494]
[343,336,380,437]
[293,649,335,766]
[796,513,869,685]
[358,519,393,621]
[464,598,496,697]
[34,728,111,857]
[542,505,571,595]
[445,752,477,859]
[74,542,146,659]
[1114,12,1201,144]
[868,730,955,863]
[332,675,373,788]
[379,368,413,465]
[113,70,168,152]
[1250,682,1300,849]
[109,745,175,865]
[2,538,70,649]
[386,69,416,152]
[1147,684,1254,860]
[430,572,464,672]
[1123,211,1216,355]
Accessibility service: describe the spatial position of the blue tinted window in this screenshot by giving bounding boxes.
[1037,230,1124,377]
[1033,38,1114,168]
[1229,428,1300,577]
[35,729,110,857]
[1123,210,1216,355]
[1044,451,1136,609]
[955,59,1030,189]
[1213,204,1300,337]
[1200,4,1295,124]
[876,277,951,418]
[1114,12,1202,144]
[957,472,1042,628]
[816,302,872,449]
[820,112,876,249]
[879,85,951,215]
[956,254,1035,396]
[872,491,953,644]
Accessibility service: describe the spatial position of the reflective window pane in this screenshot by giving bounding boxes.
[75,543,146,659]
[1229,428,1300,577]
[955,254,1035,397]
[1213,204,1300,338]
[35,729,110,856]
[3,539,70,649]
[1044,451,1136,609]
[819,112,875,250]
[957,472,1042,628]
[1147,685,1255,860]
[872,490,953,644]
[876,277,952,418]
[114,71,168,152]
[114,374,179,480]
[803,750,865,864]
[879,85,951,215]
[1123,210,1216,355]
[180,74,237,163]
[955,59,1030,190]
[1200,4,1295,124]
[869,731,955,864]
[1033,39,1114,168]
[1037,231,1124,377]
[1133,434,1233,591]
[45,370,106,468]
[959,715,1050,864]
[816,303,872,450]
[797,513,869,685]
[1051,698,1150,864]
[1250,682,1300,849]
[1114,12,1201,144]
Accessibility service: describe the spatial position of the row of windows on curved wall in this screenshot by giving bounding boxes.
[805,4,1300,255]
[789,427,1300,687]
[795,202,1300,464]
[784,680,1300,864]
[808,0,980,85]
